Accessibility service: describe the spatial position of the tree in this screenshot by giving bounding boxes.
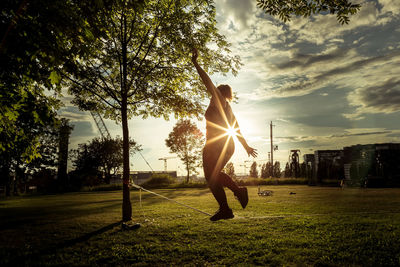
[1,0,103,160]
[64,1,240,221]
[256,0,361,24]
[0,89,61,195]
[165,119,204,183]
[273,161,281,178]
[300,162,307,178]
[261,162,272,178]
[250,161,258,178]
[284,162,291,178]
[1,0,112,195]
[224,162,235,178]
[70,136,140,186]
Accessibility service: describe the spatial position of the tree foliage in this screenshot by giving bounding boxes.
[65,0,241,120]
[0,0,103,159]
[256,0,361,24]
[0,90,62,195]
[273,161,281,178]
[165,119,204,183]
[224,162,235,178]
[261,162,272,178]
[250,161,258,178]
[284,162,291,177]
[70,137,140,186]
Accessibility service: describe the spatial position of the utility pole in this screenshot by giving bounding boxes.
[269,121,275,175]
[270,121,274,176]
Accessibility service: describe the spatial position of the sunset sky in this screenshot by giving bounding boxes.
[60,0,400,176]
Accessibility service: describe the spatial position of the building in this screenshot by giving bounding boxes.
[343,143,400,187]
[303,154,315,183]
[312,150,344,185]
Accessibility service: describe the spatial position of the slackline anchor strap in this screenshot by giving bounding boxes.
[131,184,212,217]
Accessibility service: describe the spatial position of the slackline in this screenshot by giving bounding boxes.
[235,210,400,219]
[131,184,212,217]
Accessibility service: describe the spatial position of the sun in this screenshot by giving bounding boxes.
[225,125,238,138]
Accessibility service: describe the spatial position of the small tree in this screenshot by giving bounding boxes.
[224,162,235,178]
[261,162,272,178]
[250,161,258,178]
[273,161,281,178]
[284,162,292,178]
[165,119,204,183]
[71,137,140,186]
[300,162,307,178]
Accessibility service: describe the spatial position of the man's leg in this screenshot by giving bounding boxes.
[218,172,239,193]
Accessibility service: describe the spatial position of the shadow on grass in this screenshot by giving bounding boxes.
[6,220,124,266]
[55,220,123,249]
[0,188,211,231]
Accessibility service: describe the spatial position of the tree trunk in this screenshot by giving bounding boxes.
[186,160,190,183]
[121,101,132,221]
[2,157,11,196]
[121,13,132,222]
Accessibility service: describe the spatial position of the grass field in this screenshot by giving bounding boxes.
[1,185,400,266]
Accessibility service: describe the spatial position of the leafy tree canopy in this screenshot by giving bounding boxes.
[1,0,105,159]
[224,162,235,178]
[250,161,258,178]
[256,0,361,24]
[65,0,241,121]
[165,119,204,183]
[70,136,141,184]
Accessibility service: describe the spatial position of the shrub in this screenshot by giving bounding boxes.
[236,177,308,186]
[81,184,123,192]
[168,182,207,189]
[141,174,175,188]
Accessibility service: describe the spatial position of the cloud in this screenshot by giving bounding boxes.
[58,106,92,122]
[216,0,255,30]
[346,77,400,118]
[330,130,392,138]
[272,48,350,71]
[379,0,400,16]
[69,121,96,138]
[271,128,395,151]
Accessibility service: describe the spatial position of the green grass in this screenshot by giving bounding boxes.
[1,186,400,266]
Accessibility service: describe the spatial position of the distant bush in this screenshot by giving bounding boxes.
[141,174,175,188]
[168,182,207,189]
[236,177,308,186]
[81,184,123,192]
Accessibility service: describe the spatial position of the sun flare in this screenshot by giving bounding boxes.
[225,126,238,138]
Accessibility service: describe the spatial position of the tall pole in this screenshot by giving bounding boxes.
[270,121,273,176]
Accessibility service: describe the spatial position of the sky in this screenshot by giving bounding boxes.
[60,0,400,176]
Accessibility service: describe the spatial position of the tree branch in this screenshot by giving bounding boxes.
[62,73,120,109]
[85,59,121,101]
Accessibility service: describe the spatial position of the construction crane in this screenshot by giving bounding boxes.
[239,164,247,175]
[90,111,111,139]
[158,156,176,171]
[90,111,154,171]
[240,160,254,175]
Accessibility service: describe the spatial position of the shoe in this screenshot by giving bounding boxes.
[235,187,248,209]
[210,208,234,221]
[122,222,141,230]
